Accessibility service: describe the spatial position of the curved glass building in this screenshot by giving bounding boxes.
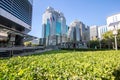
[68,20,89,43]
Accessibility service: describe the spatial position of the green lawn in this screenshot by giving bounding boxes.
[0,50,120,80]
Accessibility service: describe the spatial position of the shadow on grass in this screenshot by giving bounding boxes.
[31,50,70,56]
[30,48,116,57]
[0,48,116,58]
[112,67,120,80]
[61,48,113,52]
[30,48,114,57]
[0,57,10,60]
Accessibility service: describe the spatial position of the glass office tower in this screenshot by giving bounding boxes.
[0,0,33,47]
[68,20,89,43]
[42,7,67,46]
[56,21,61,35]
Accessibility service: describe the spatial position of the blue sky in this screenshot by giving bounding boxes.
[29,0,120,38]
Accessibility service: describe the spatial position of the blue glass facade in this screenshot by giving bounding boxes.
[46,20,50,37]
[56,21,61,35]
[1,0,32,26]
[66,25,68,34]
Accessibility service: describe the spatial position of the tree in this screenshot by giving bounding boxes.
[102,31,114,40]
[87,40,99,49]
[102,30,120,49]
[102,31,114,49]
[88,30,120,49]
[117,29,120,48]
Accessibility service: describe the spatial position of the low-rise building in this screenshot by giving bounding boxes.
[89,25,98,40]
[98,25,107,40]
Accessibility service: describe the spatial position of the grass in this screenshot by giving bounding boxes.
[0,50,120,80]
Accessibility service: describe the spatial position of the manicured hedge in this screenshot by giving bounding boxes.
[0,50,120,79]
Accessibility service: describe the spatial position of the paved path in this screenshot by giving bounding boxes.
[13,49,53,57]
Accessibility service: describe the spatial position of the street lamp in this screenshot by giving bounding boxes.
[113,26,118,50]
[98,38,101,49]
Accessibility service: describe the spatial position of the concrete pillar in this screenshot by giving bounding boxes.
[9,33,16,47]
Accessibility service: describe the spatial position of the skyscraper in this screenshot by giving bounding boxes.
[68,20,89,43]
[42,7,67,46]
[89,25,98,40]
[0,0,33,47]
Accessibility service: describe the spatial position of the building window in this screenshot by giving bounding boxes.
[56,21,61,35]
[46,20,50,37]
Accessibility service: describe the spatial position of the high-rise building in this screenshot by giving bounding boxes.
[89,25,98,40]
[0,0,33,47]
[68,20,89,43]
[42,7,67,46]
[98,25,107,40]
[107,13,120,31]
[83,25,90,42]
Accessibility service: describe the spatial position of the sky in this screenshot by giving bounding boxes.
[29,0,120,38]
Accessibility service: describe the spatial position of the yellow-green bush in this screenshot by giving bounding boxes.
[0,50,120,80]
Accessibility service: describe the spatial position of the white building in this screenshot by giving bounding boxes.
[68,20,89,43]
[89,25,98,40]
[42,7,67,46]
[98,25,107,40]
[107,13,120,31]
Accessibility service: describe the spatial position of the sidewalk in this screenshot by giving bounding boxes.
[13,49,53,57]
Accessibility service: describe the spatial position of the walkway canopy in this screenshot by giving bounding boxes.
[0,24,37,42]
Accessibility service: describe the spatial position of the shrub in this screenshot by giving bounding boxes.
[0,50,120,79]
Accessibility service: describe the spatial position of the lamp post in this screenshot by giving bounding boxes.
[113,27,118,50]
[98,38,101,49]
